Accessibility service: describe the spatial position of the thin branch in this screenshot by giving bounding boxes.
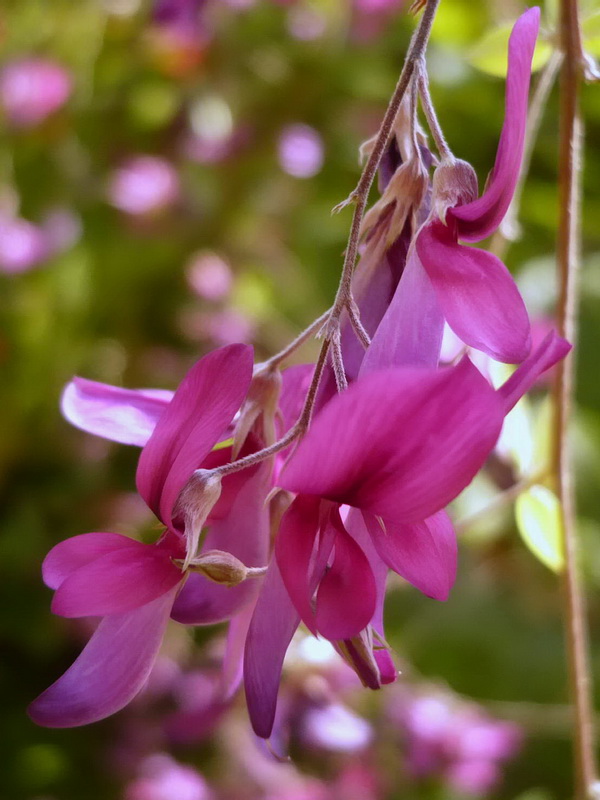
[417,66,453,161]
[261,307,331,370]
[554,0,597,796]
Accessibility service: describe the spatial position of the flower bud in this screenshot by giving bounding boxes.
[176,469,223,569]
[432,158,478,224]
[187,549,248,586]
[233,365,282,455]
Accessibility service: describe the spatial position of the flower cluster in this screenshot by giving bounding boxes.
[30,6,569,756]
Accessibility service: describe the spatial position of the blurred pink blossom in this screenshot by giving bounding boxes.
[108,156,180,216]
[278,124,324,179]
[0,58,72,128]
[126,754,212,800]
[186,251,233,301]
[301,702,373,753]
[0,208,80,274]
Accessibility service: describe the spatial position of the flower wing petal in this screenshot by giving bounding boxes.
[42,532,142,590]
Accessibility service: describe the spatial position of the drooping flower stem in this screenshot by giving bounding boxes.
[213,0,442,479]
[554,0,597,796]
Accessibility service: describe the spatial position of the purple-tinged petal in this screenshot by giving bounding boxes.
[449,8,540,241]
[498,331,571,412]
[364,510,456,601]
[28,586,178,727]
[278,364,314,435]
[360,248,443,373]
[136,344,253,524]
[417,220,531,363]
[281,358,504,525]
[344,509,387,631]
[315,523,376,641]
[43,532,142,590]
[61,378,173,447]
[51,542,182,618]
[375,649,397,684]
[171,461,271,625]
[222,600,256,699]
[244,560,299,739]
[274,495,323,635]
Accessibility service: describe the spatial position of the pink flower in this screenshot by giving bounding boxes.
[108,156,180,216]
[278,125,324,179]
[415,8,540,364]
[29,344,253,727]
[0,58,72,128]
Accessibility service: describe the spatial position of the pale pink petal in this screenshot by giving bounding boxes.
[244,560,299,739]
[498,330,571,412]
[222,600,256,699]
[28,586,178,727]
[450,8,540,241]
[51,542,182,618]
[274,495,323,634]
[315,524,376,640]
[136,344,253,524]
[281,358,504,524]
[363,510,456,600]
[61,378,173,447]
[171,462,271,625]
[360,248,444,373]
[417,220,531,363]
[43,532,142,590]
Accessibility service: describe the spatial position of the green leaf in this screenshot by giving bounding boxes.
[515,485,565,572]
[468,24,553,77]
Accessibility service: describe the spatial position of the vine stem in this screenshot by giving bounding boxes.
[554,0,597,796]
[212,0,442,480]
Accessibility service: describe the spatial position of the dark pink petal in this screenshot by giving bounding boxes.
[281,358,504,525]
[363,510,456,601]
[344,509,387,632]
[274,495,323,635]
[51,541,182,618]
[43,532,142,590]
[171,462,271,625]
[499,330,571,412]
[315,522,377,640]
[417,220,531,363]
[136,344,253,525]
[375,650,397,684]
[244,559,299,739]
[278,364,314,435]
[61,378,172,447]
[450,8,540,241]
[360,249,444,373]
[28,586,178,727]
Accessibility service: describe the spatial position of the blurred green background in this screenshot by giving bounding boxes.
[1,0,600,798]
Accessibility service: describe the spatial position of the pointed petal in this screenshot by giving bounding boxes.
[244,560,299,739]
[417,220,531,363]
[499,331,571,412]
[61,378,172,447]
[364,510,457,601]
[344,508,387,632]
[281,358,504,525]
[315,523,377,641]
[51,542,182,618]
[360,248,444,373]
[43,532,142,590]
[274,495,323,635]
[450,8,540,241]
[28,586,178,727]
[171,462,271,625]
[222,600,256,699]
[136,344,253,525]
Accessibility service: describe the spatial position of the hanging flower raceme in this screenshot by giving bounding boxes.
[29,344,253,727]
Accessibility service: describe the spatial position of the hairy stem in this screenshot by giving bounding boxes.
[555,0,597,796]
[261,307,331,370]
[417,66,453,161]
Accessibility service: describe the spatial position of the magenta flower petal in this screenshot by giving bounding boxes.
[499,330,571,412]
[315,523,377,640]
[222,600,255,699]
[51,542,182,618]
[278,364,314,434]
[136,343,253,524]
[360,248,444,373]
[62,378,173,446]
[171,462,271,624]
[364,510,456,601]
[281,359,504,524]
[417,220,531,363]
[43,532,142,590]
[244,560,299,739]
[28,586,179,727]
[344,508,387,631]
[275,494,323,635]
[449,8,540,241]
[375,649,397,684]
